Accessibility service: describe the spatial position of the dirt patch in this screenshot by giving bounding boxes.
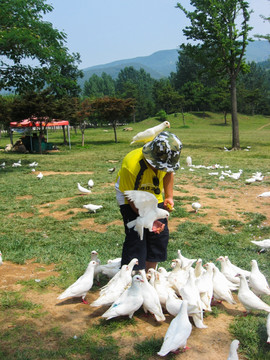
[169,182,270,233]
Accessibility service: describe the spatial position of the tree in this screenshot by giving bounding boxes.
[152,79,185,114]
[115,67,155,121]
[176,0,253,149]
[83,73,115,98]
[91,97,135,143]
[0,0,82,96]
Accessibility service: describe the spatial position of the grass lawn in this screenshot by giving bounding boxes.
[0,112,269,359]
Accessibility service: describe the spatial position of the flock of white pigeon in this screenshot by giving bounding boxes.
[55,247,270,358]
[1,120,270,358]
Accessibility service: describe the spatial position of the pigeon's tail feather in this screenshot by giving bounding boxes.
[154,313,166,322]
[57,293,68,300]
[127,219,136,229]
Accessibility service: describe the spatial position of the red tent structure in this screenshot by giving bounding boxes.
[10,118,71,150]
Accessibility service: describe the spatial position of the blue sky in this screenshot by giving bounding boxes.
[44,0,270,69]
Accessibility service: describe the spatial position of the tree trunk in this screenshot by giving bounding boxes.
[230,76,240,149]
[113,122,118,143]
[181,108,186,126]
[81,130,85,147]
[62,125,67,145]
[224,111,227,125]
[9,128,13,145]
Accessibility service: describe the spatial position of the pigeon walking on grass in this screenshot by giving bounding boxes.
[83,204,103,213]
[124,190,169,240]
[192,202,201,213]
[87,179,94,188]
[157,300,192,356]
[236,273,270,314]
[57,260,97,304]
[251,239,270,254]
[249,259,270,296]
[77,183,91,194]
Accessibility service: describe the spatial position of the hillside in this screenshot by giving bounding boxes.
[79,40,269,87]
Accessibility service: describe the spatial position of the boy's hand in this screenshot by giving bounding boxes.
[152,220,165,234]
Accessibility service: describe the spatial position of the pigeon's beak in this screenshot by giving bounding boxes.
[140,279,144,283]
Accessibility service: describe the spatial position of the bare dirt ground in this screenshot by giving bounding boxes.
[1,173,270,359]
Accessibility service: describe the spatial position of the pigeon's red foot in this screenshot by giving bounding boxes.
[171,350,180,355]
[243,311,248,317]
[183,346,191,352]
[82,298,89,304]
[211,299,222,306]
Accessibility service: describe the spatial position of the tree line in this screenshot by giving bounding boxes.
[0,0,269,149]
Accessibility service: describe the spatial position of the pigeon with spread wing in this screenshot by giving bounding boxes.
[124,190,169,240]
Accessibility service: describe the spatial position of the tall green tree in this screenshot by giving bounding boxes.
[116,67,155,121]
[83,73,115,98]
[176,0,253,149]
[0,0,82,96]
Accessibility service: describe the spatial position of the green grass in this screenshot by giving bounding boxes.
[0,111,270,359]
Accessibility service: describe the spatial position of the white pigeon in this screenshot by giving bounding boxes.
[167,258,189,294]
[194,258,206,278]
[0,162,5,168]
[124,190,169,240]
[165,288,206,328]
[236,273,270,314]
[224,256,250,278]
[227,339,240,360]
[12,161,22,167]
[249,259,270,296]
[216,256,240,285]
[157,300,192,356]
[139,269,165,321]
[88,179,94,188]
[90,250,102,282]
[267,313,270,343]
[101,274,144,320]
[186,156,192,166]
[196,262,214,312]
[212,264,236,304]
[177,250,197,270]
[153,271,172,307]
[0,251,2,266]
[178,268,205,312]
[77,183,91,194]
[99,258,121,278]
[192,202,201,213]
[36,172,43,180]
[257,191,270,198]
[83,204,103,213]
[29,161,38,167]
[57,260,97,304]
[91,258,138,307]
[251,239,270,253]
[130,121,170,145]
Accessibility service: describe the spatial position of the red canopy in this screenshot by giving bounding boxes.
[10,118,69,127]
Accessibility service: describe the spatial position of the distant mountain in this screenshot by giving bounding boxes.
[79,40,269,87]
